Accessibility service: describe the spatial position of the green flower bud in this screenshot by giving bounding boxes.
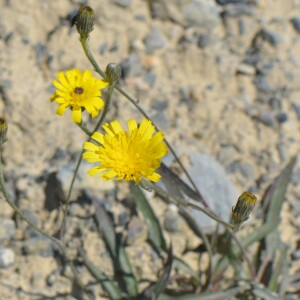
[105,63,122,83]
[0,117,8,145]
[75,6,95,40]
[231,191,257,231]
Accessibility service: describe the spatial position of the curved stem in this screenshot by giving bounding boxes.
[59,81,115,237]
[141,178,234,231]
[80,38,208,208]
[0,146,91,299]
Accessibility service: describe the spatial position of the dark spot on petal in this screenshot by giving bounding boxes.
[74,87,84,94]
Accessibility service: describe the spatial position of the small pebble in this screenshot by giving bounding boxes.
[276,112,288,123]
[144,27,167,53]
[126,216,145,245]
[254,74,271,93]
[239,162,254,179]
[22,237,53,257]
[237,63,256,75]
[291,17,300,34]
[0,248,15,268]
[197,34,210,48]
[257,110,275,127]
[113,0,132,8]
[163,209,181,233]
[261,29,281,46]
[216,0,246,5]
[0,219,16,243]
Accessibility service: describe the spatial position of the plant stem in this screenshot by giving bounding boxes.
[59,80,115,237]
[80,38,208,208]
[140,178,234,231]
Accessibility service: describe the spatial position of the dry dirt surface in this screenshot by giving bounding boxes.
[0,0,300,299]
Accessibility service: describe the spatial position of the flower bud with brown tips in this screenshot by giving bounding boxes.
[75,6,95,41]
[230,191,257,231]
[105,63,122,84]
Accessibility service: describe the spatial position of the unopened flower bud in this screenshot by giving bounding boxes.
[0,117,8,145]
[231,191,257,231]
[105,63,122,83]
[75,6,95,40]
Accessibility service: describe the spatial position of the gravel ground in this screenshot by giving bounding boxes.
[0,0,300,299]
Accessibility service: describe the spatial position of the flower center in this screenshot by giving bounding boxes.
[74,87,84,94]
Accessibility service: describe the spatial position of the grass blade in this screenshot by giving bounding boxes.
[142,245,173,299]
[93,200,139,297]
[131,183,167,252]
[159,284,251,300]
[79,247,122,300]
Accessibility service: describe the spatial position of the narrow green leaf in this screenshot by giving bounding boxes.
[158,284,251,300]
[241,156,297,248]
[173,257,200,285]
[159,163,200,202]
[93,200,139,297]
[131,183,167,252]
[79,247,122,300]
[142,245,173,300]
[153,245,173,299]
[212,157,297,283]
[268,244,288,292]
[94,200,117,257]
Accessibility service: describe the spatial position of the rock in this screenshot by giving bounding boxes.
[163,206,181,233]
[291,17,300,34]
[126,216,146,245]
[120,54,143,79]
[0,248,15,269]
[0,248,15,268]
[239,162,254,179]
[261,29,281,46]
[144,27,167,53]
[254,75,271,93]
[223,4,253,17]
[187,153,240,233]
[113,0,132,8]
[143,70,156,87]
[118,211,130,226]
[237,63,256,75]
[292,103,300,120]
[276,112,288,123]
[239,19,246,35]
[22,237,54,257]
[257,110,276,127]
[216,0,246,4]
[181,0,221,30]
[0,219,16,243]
[69,203,86,217]
[197,33,211,48]
[218,146,236,166]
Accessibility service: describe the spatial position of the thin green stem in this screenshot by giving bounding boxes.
[0,156,64,251]
[141,178,234,231]
[59,81,116,237]
[80,37,209,208]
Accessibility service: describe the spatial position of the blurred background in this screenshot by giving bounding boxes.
[0,0,300,299]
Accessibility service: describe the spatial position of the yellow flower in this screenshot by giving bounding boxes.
[51,69,108,123]
[83,118,168,184]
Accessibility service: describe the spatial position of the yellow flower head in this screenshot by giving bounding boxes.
[51,69,108,123]
[83,118,168,184]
